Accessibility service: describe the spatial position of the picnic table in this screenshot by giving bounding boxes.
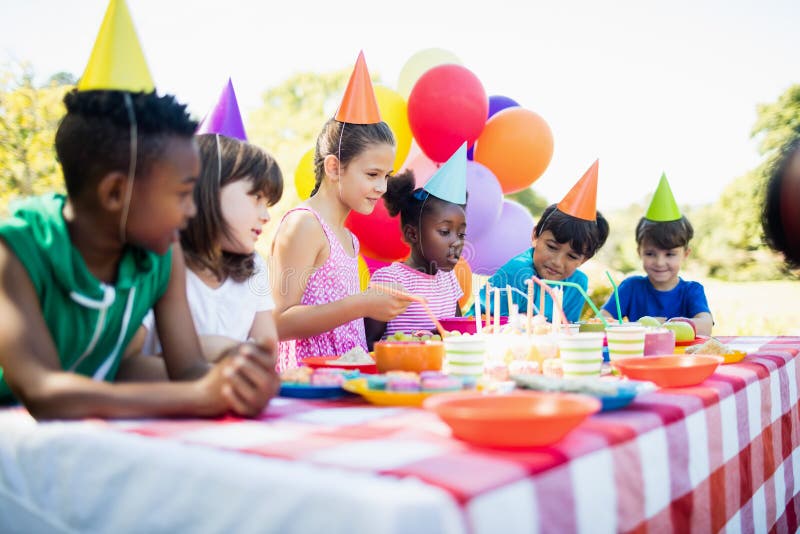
[1,336,798,533]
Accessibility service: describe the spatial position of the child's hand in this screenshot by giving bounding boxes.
[200,339,279,417]
[362,284,413,322]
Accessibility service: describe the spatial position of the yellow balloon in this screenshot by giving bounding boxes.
[374,86,411,172]
[293,148,316,200]
[397,48,462,99]
[357,255,370,291]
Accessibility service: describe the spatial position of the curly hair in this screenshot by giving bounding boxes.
[382,168,467,232]
[55,90,197,197]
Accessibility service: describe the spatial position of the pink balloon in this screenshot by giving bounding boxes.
[402,150,438,186]
[463,199,534,275]
[465,161,503,240]
[408,64,488,163]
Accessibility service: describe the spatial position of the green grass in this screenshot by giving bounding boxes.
[703,280,800,336]
[469,271,800,337]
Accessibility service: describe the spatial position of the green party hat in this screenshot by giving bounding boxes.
[645,173,682,221]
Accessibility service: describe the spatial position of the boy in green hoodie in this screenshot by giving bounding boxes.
[0,89,279,420]
[0,0,278,419]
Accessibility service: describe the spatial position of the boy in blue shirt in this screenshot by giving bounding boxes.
[476,161,609,323]
[602,174,713,334]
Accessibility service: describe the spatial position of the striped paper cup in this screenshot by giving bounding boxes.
[444,336,486,377]
[558,333,604,378]
[605,325,646,362]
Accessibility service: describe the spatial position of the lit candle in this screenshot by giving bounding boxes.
[526,279,533,335]
[485,282,491,324]
[494,288,500,332]
[539,280,546,320]
[506,285,513,318]
[474,288,482,334]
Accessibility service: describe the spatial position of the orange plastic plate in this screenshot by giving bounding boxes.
[612,355,720,387]
[423,391,600,448]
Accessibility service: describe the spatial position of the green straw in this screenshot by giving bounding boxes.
[605,271,623,324]
[542,279,609,329]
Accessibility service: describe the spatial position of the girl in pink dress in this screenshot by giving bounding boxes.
[271,55,412,370]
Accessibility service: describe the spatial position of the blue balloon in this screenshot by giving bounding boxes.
[467,94,521,160]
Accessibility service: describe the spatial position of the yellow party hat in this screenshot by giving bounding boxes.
[77,0,154,92]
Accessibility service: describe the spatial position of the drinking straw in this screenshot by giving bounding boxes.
[529,276,571,333]
[474,287,483,333]
[369,283,448,338]
[541,279,609,329]
[605,270,623,324]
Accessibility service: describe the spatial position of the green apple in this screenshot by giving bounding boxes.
[663,320,695,342]
[638,316,662,328]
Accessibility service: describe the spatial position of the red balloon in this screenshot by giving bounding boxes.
[346,201,410,262]
[408,64,488,163]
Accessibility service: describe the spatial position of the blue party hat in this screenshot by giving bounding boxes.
[419,142,467,204]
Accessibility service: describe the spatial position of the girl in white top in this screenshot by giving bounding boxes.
[143,134,283,359]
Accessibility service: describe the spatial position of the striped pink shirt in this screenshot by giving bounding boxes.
[370,262,463,336]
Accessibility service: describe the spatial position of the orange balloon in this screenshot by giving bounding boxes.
[454,257,473,310]
[474,108,554,194]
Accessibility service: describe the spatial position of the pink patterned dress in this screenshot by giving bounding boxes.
[276,207,367,371]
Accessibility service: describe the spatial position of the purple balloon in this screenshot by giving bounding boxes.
[467,94,520,160]
[463,199,534,275]
[465,161,503,240]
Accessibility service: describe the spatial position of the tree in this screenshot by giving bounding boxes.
[689,84,800,280]
[247,69,379,251]
[506,187,549,220]
[248,69,353,198]
[0,63,72,215]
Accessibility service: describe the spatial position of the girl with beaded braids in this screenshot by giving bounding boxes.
[0,3,278,418]
[365,144,468,348]
[271,53,412,370]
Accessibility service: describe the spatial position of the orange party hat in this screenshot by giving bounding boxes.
[557,159,599,221]
[334,51,381,124]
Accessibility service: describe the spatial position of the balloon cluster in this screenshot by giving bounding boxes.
[295,48,555,281]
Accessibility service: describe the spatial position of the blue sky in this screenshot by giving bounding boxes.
[2,0,798,209]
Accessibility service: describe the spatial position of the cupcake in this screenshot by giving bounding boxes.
[365,375,389,390]
[386,375,420,392]
[421,375,463,392]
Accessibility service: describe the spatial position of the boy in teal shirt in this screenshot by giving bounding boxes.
[0,0,277,418]
[476,161,610,323]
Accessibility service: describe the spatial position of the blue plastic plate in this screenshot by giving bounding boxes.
[279,383,350,399]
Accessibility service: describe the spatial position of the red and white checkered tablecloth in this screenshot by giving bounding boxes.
[2,336,799,533]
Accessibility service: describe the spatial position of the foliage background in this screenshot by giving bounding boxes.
[1,62,798,334]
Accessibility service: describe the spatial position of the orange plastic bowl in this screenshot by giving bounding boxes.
[373,341,445,373]
[423,391,600,448]
[612,355,720,387]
